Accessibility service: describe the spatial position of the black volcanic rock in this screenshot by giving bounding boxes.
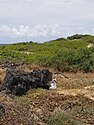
[0,69,52,96]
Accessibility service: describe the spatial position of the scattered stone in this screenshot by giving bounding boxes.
[0,104,5,117]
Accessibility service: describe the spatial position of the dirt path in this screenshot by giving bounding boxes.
[57,85,94,101]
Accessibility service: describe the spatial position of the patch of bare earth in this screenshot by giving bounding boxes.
[0,66,94,125]
[57,85,94,101]
[53,72,94,101]
[0,68,6,85]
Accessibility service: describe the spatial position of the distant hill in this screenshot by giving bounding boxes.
[0,34,94,72]
[0,44,10,46]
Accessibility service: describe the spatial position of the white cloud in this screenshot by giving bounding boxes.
[0,24,60,38]
[0,26,11,32]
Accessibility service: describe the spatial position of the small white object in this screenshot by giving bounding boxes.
[87,43,93,48]
[50,79,57,89]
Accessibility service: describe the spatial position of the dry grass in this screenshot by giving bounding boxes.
[0,68,6,84]
[54,72,94,89]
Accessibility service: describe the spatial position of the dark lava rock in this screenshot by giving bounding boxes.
[0,104,5,117]
[0,68,52,96]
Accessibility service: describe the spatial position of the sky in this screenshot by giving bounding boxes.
[0,0,94,43]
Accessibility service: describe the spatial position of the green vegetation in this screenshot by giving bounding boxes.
[47,110,85,125]
[0,34,94,72]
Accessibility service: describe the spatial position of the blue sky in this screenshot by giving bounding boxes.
[0,0,94,43]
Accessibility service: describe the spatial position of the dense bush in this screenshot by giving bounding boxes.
[41,47,94,72]
[67,34,90,40]
[0,35,94,72]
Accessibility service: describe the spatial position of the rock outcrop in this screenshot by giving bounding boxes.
[0,68,52,96]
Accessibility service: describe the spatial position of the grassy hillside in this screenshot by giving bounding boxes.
[0,34,94,72]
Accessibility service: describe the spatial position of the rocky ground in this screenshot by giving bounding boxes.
[0,65,94,125]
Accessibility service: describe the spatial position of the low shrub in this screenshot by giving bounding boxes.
[47,110,84,125]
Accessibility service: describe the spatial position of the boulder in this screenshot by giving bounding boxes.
[0,69,52,96]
